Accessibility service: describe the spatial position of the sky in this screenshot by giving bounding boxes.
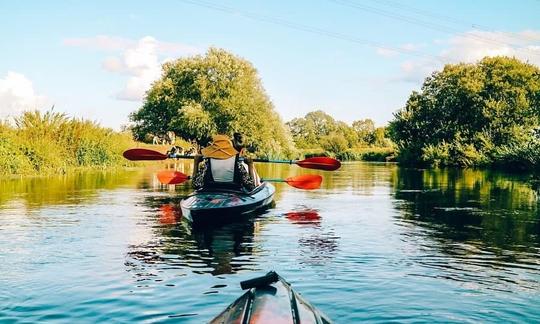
[1,0,540,129]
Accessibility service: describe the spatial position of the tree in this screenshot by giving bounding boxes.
[130,48,295,158]
[352,119,375,144]
[286,110,339,148]
[389,56,540,166]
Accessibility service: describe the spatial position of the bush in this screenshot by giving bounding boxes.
[0,110,135,175]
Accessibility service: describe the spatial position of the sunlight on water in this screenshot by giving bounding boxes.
[1,163,539,322]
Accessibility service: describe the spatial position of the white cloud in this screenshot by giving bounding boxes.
[441,30,540,65]
[376,47,399,58]
[0,72,47,118]
[65,35,201,101]
[393,30,540,83]
[64,35,200,56]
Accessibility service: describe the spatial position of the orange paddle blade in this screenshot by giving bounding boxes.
[123,148,168,161]
[296,157,341,171]
[157,170,190,185]
[284,174,323,190]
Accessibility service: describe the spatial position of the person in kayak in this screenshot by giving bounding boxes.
[232,132,261,186]
[192,134,256,191]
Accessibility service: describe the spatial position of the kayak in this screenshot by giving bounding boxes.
[210,271,332,323]
[180,182,275,226]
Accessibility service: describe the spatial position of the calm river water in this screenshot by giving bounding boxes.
[1,162,539,322]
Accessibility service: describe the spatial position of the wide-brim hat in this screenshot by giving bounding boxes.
[201,134,238,159]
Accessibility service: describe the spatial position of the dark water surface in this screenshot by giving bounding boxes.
[1,162,539,323]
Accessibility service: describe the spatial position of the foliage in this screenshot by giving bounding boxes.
[130,48,295,158]
[286,110,393,152]
[0,110,134,175]
[321,132,349,154]
[389,56,540,167]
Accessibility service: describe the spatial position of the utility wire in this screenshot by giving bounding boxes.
[179,0,442,62]
[367,0,540,44]
[329,0,540,58]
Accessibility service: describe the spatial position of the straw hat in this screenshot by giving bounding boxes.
[201,134,239,159]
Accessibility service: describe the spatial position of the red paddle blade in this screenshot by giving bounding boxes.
[285,174,322,190]
[157,170,190,185]
[297,157,341,171]
[123,148,168,161]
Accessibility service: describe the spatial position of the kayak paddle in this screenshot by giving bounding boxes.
[253,156,341,171]
[157,170,190,185]
[263,174,323,190]
[124,148,341,171]
[123,148,168,161]
[156,170,322,190]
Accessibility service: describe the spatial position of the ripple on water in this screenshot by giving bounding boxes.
[2,165,540,323]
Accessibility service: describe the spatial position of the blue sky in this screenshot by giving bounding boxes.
[1,0,539,129]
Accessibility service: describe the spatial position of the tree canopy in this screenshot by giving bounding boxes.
[130,48,295,158]
[286,110,391,153]
[389,56,540,166]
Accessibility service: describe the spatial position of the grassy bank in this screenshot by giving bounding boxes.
[0,111,135,176]
[302,147,395,162]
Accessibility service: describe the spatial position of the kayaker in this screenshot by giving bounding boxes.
[192,134,256,191]
[232,132,261,186]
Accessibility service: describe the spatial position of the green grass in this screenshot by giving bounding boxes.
[0,110,137,176]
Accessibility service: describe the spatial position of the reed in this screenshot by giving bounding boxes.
[0,110,135,175]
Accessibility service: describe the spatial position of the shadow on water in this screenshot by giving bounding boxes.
[125,194,267,278]
[391,167,540,291]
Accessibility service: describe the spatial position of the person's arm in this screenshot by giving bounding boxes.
[191,155,205,189]
[237,159,256,191]
[192,155,203,178]
[244,157,256,184]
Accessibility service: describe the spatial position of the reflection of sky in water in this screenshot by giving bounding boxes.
[1,162,539,322]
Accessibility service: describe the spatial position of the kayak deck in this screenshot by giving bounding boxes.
[211,271,332,324]
[180,182,275,226]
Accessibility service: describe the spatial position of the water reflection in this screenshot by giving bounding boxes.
[392,167,540,292]
[0,169,144,208]
[286,208,321,226]
[126,199,265,277]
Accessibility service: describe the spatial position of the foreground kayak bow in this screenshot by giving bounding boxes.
[211,271,332,323]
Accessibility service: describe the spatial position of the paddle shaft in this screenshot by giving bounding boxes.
[167,155,300,164]
[124,148,340,171]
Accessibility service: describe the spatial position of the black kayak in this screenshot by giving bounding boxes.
[211,271,332,324]
[180,182,275,227]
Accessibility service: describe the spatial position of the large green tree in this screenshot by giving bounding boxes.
[130,48,295,158]
[389,56,540,166]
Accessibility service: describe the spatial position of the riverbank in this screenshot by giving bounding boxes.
[0,111,135,176]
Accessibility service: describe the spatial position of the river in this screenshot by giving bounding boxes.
[1,162,539,322]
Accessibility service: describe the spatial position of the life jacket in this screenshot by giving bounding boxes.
[203,155,243,190]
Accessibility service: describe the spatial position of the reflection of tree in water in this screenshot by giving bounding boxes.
[126,196,263,278]
[0,169,144,208]
[391,167,540,291]
[286,207,340,266]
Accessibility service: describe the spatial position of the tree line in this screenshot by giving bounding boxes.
[131,49,540,169]
[131,48,393,161]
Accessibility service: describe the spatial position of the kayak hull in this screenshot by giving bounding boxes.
[211,271,332,324]
[180,182,275,227]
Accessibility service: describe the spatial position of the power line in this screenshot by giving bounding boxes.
[179,0,442,62]
[366,0,540,44]
[329,0,540,58]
